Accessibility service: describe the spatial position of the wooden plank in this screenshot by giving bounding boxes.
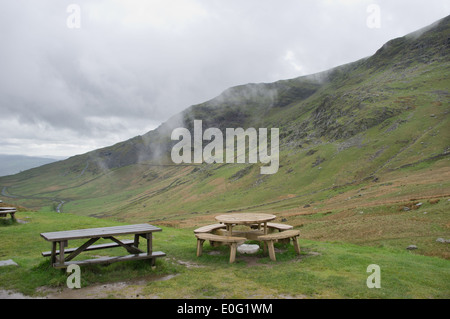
[53,252,166,269]
[267,240,276,261]
[251,222,293,231]
[41,224,160,240]
[194,224,226,233]
[267,223,293,230]
[59,241,66,265]
[229,243,237,263]
[65,238,99,262]
[106,236,143,254]
[195,233,247,244]
[258,229,300,241]
[216,229,264,240]
[215,213,276,225]
[40,224,162,241]
[42,240,135,257]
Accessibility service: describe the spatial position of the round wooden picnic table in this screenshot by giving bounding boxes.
[215,213,276,236]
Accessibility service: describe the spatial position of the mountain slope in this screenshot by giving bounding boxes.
[0,15,449,228]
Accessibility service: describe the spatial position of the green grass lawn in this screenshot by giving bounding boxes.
[1,211,449,299]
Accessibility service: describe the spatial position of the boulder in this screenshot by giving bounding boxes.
[237,244,260,254]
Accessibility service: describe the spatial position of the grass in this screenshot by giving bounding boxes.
[0,210,449,299]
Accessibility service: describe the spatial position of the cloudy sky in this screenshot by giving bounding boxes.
[1,0,448,158]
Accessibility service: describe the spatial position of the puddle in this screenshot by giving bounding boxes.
[0,290,44,299]
[1,274,179,299]
[40,274,179,299]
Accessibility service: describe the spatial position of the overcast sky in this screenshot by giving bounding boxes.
[1,0,448,158]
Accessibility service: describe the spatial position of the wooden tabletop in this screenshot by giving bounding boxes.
[215,213,276,225]
[40,224,162,242]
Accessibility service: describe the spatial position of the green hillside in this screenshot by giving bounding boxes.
[1,15,449,261]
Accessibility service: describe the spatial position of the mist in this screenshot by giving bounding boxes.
[0,0,448,157]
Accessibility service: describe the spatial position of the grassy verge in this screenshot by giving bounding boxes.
[0,211,449,299]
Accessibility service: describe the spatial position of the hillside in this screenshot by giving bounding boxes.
[0,16,449,259]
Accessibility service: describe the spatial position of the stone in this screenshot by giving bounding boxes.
[406,245,418,250]
[0,259,18,267]
[237,244,260,254]
[436,238,450,243]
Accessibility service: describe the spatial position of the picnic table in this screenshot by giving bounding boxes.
[215,213,276,236]
[194,213,300,262]
[0,207,16,219]
[40,224,166,268]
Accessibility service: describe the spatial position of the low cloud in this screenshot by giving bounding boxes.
[0,0,448,157]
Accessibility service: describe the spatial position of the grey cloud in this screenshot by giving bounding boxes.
[0,0,448,157]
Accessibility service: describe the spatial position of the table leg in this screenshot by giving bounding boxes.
[229,243,237,263]
[50,242,57,265]
[146,233,153,254]
[58,241,67,267]
[146,233,154,266]
[134,234,140,248]
[267,240,276,261]
[226,224,232,236]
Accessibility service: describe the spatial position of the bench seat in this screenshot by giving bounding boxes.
[53,251,166,269]
[195,233,247,263]
[194,224,227,234]
[251,222,293,232]
[258,229,301,261]
[42,239,135,257]
[216,229,264,240]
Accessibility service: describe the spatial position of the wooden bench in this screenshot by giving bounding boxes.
[194,224,228,247]
[62,252,166,267]
[251,222,294,233]
[194,224,227,234]
[195,233,247,263]
[216,229,264,241]
[41,240,135,257]
[258,229,301,261]
[0,207,17,219]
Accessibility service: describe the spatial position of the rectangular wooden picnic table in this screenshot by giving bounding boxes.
[40,224,166,269]
[0,207,17,219]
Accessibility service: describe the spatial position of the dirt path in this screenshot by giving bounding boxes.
[0,274,178,299]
